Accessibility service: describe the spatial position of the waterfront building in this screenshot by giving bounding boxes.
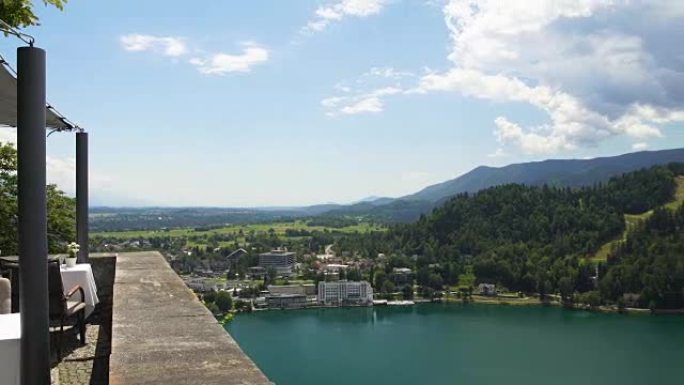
[318,280,373,306]
[266,294,307,309]
[268,284,316,296]
[478,283,496,296]
[391,267,414,288]
[259,249,296,276]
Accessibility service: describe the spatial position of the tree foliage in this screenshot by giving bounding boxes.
[601,203,684,308]
[337,164,683,308]
[215,291,233,312]
[0,142,75,255]
[0,0,66,29]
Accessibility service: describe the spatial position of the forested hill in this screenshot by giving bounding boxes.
[602,202,684,309]
[337,163,684,308]
[404,148,684,202]
[325,148,684,222]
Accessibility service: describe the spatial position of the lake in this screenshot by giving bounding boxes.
[225,304,684,385]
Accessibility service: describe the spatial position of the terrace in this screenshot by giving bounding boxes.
[0,23,272,384]
[7,251,272,384]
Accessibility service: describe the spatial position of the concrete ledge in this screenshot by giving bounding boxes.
[109,252,270,385]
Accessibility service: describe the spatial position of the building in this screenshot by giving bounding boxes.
[226,248,248,263]
[323,263,348,272]
[259,249,296,276]
[268,284,316,296]
[391,267,413,288]
[318,280,373,306]
[478,283,496,296]
[266,294,307,309]
[182,277,225,292]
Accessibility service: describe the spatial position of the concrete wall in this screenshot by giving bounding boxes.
[109,252,271,385]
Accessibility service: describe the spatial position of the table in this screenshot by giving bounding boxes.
[0,313,21,385]
[60,263,99,317]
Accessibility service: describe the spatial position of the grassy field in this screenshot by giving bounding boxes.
[92,220,384,239]
[589,176,684,263]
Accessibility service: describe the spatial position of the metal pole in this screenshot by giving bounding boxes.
[76,131,89,263]
[17,46,50,384]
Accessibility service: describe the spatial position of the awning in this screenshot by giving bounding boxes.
[0,54,77,130]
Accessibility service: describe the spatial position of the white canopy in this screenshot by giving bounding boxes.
[0,56,76,130]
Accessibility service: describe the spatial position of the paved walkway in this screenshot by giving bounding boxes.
[52,324,109,385]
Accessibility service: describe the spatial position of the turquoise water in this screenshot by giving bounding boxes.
[226,304,684,385]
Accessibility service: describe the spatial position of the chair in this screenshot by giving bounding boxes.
[0,277,10,314]
[0,258,19,313]
[48,261,87,358]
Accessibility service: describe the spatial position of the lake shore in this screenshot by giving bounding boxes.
[446,294,684,315]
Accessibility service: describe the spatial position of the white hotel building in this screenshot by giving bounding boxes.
[318,280,373,306]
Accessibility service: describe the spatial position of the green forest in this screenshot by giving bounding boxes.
[602,203,684,309]
[337,164,684,309]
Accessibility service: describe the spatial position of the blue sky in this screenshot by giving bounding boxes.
[0,0,683,207]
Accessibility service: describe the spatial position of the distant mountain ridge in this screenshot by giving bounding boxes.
[323,148,684,221]
[91,148,684,230]
[403,148,684,202]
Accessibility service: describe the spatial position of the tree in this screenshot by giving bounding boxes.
[558,276,574,304]
[402,285,414,300]
[205,301,220,315]
[215,291,233,313]
[381,280,395,294]
[0,142,75,255]
[0,0,66,29]
[203,290,217,303]
[374,270,386,291]
[234,299,251,312]
[0,142,17,255]
[428,273,443,290]
[347,268,362,281]
[265,267,277,285]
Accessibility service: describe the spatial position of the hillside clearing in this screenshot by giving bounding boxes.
[589,176,684,263]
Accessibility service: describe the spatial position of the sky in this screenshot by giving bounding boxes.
[0,0,683,207]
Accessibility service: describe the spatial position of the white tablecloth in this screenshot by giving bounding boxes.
[0,313,21,385]
[60,263,99,316]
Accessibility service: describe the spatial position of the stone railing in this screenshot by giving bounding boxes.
[108,251,271,385]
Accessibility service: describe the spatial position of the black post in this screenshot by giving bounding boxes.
[17,46,50,384]
[76,131,89,263]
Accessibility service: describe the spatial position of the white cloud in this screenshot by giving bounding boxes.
[0,127,76,194]
[46,156,76,195]
[487,148,506,158]
[190,43,269,75]
[304,0,388,33]
[0,127,16,144]
[0,128,119,199]
[367,67,413,79]
[404,0,684,154]
[632,142,649,151]
[323,86,402,116]
[322,64,416,116]
[120,34,187,57]
[417,67,664,153]
[121,34,269,75]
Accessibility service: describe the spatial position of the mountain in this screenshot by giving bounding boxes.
[335,163,684,309]
[402,148,684,203]
[322,148,684,222]
[352,196,395,205]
